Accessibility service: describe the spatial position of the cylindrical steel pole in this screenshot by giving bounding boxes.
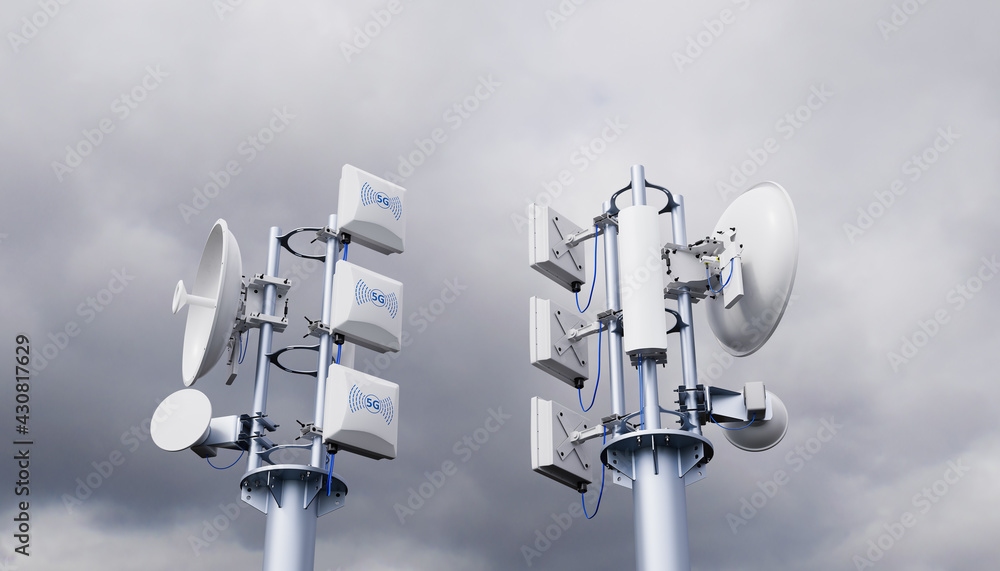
[602,201,627,434]
[626,165,692,571]
[629,165,662,431]
[261,477,318,571]
[248,227,281,471]
[633,445,691,570]
[671,196,702,436]
[311,214,339,468]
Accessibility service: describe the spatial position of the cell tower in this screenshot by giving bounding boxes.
[151,165,408,570]
[527,165,798,570]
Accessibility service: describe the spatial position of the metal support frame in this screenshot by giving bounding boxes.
[589,165,713,571]
[238,217,349,571]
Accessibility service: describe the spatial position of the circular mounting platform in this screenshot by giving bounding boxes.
[599,428,715,487]
[240,464,347,517]
[600,428,714,466]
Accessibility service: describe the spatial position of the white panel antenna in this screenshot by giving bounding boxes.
[528,204,587,292]
[330,261,403,353]
[337,164,406,255]
[173,219,244,386]
[529,297,590,389]
[323,363,399,460]
[617,204,668,355]
[706,182,798,356]
[531,397,596,492]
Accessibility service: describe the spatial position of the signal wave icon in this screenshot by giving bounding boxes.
[355,279,398,319]
[348,384,394,425]
[361,182,402,221]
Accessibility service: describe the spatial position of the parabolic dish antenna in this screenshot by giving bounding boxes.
[720,391,788,452]
[706,182,798,357]
[150,388,213,452]
[174,219,244,386]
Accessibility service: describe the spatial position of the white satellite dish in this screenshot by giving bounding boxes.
[706,182,798,356]
[720,391,788,452]
[150,388,213,452]
[174,219,244,386]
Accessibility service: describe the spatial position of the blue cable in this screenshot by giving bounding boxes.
[638,356,645,430]
[578,323,603,412]
[326,452,336,496]
[575,225,599,313]
[237,330,248,364]
[333,240,348,368]
[207,449,244,470]
[582,427,606,519]
[710,411,756,430]
[707,258,734,294]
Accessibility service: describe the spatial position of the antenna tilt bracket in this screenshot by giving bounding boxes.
[296,420,323,440]
[304,317,333,339]
[662,228,743,306]
[241,275,291,333]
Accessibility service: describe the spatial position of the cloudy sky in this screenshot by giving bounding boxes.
[2,1,998,570]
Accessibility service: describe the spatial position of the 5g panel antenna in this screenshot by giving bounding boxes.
[330,261,403,353]
[150,388,213,452]
[337,164,406,255]
[706,182,798,356]
[323,363,399,460]
[528,204,586,292]
[530,397,595,491]
[720,391,789,452]
[529,297,590,388]
[173,219,244,386]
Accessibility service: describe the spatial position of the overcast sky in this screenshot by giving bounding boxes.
[2,1,999,570]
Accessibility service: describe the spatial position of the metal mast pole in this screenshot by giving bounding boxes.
[671,196,702,436]
[311,214,339,469]
[626,165,692,571]
[239,223,347,571]
[248,226,281,471]
[601,200,628,435]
